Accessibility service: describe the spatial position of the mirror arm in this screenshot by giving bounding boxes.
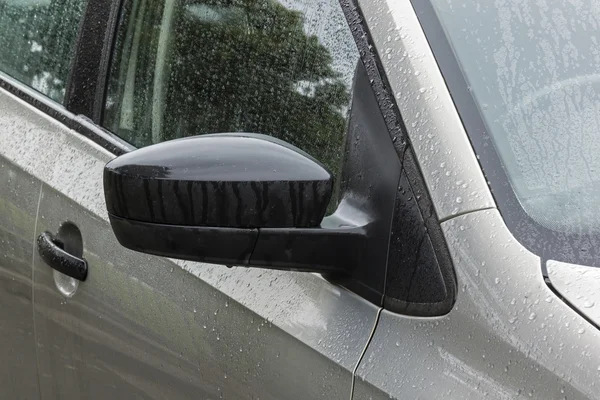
[249,223,368,274]
[109,213,368,275]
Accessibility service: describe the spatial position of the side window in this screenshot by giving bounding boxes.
[103,0,359,180]
[0,0,88,103]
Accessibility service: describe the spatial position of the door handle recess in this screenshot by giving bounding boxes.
[37,232,88,281]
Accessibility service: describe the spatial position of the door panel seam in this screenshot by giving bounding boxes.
[31,184,43,399]
[439,205,496,224]
[350,307,382,400]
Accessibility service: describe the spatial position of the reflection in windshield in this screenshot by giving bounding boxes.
[431,0,600,234]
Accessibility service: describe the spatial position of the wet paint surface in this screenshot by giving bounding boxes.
[0,157,41,399]
[0,87,378,399]
[548,260,600,329]
[355,209,600,399]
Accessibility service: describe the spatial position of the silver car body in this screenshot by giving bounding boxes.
[0,82,379,398]
[0,0,599,399]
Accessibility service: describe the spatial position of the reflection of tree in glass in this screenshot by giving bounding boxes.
[166,0,351,176]
[38,0,84,94]
[0,0,84,102]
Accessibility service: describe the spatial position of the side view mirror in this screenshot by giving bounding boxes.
[104,133,367,274]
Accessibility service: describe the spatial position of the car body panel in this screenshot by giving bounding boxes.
[356,0,495,221]
[34,185,367,399]
[0,152,40,399]
[355,209,600,399]
[0,83,379,399]
[547,260,600,329]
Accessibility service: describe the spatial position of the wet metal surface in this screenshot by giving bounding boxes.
[548,260,600,329]
[0,156,41,399]
[355,209,600,399]
[0,86,378,399]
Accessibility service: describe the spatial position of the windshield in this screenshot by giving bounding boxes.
[428,0,600,236]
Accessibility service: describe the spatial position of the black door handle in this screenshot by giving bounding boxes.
[37,232,88,281]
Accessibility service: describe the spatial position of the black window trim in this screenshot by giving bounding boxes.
[339,0,457,315]
[65,0,124,123]
[411,0,600,270]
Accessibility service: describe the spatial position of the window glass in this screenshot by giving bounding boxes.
[0,0,88,103]
[103,0,359,180]
[428,0,600,235]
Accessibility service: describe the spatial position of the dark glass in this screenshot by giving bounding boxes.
[0,0,88,103]
[103,0,359,183]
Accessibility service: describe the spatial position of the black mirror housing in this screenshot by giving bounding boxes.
[103,133,365,272]
[103,59,456,315]
[104,133,333,229]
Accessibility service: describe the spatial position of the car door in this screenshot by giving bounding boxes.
[0,131,39,400]
[25,0,381,399]
[0,1,91,398]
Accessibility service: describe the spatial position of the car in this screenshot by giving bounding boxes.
[0,0,599,398]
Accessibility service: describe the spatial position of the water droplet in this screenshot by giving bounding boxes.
[583,300,595,308]
[529,312,537,321]
[456,197,463,204]
[395,341,400,347]
[494,277,500,284]
[193,307,197,313]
